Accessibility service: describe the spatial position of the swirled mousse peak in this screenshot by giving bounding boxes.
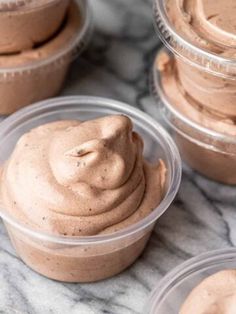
[166,0,236,54]
[0,115,166,236]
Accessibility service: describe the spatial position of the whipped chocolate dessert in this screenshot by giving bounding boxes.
[0,115,166,282]
[157,51,236,184]
[0,0,83,115]
[166,0,236,54]
[158,53,236,137]
[164,0,236,117]
[0,0,70,53]
[180,270,236,314]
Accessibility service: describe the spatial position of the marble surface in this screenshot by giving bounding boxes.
[0,0,235,313]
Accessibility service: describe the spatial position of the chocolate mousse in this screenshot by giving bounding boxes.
[165,0,236,54]
[0,0,86,115]
[157,53,236,137]
[180,270,236,314]
[0,0,70,53]
[0,115,166,281]
[163,0,236,117]
[156,51,236,184]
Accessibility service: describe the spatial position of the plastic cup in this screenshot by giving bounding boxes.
[0,96,181,282]
[153,0,236,117]
[152,51,236,184]
[0,0,92,115]
[146,248,236,313]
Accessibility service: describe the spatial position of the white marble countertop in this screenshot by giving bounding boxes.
[0,0,235,313]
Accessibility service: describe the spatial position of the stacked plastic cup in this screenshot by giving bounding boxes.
[152,0,236,184]
[0,0,92,115]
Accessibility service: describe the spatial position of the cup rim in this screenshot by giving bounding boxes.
[0,96,181,245]
[0,0,92,75]
[146,248,236,313]
[153,0,236,78]
[152,50,236,148]
[0,0,65,12]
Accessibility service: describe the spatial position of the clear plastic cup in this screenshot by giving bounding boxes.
[0,96,181,282]
[152,51,236,185]
[0,0,92,116]
[0,0,70,53]
[146,248,236,313]
[153,0,236,117]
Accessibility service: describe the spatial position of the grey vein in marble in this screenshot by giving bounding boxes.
[0,0,235,313]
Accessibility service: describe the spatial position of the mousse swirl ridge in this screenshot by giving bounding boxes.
[0,115,166,236]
